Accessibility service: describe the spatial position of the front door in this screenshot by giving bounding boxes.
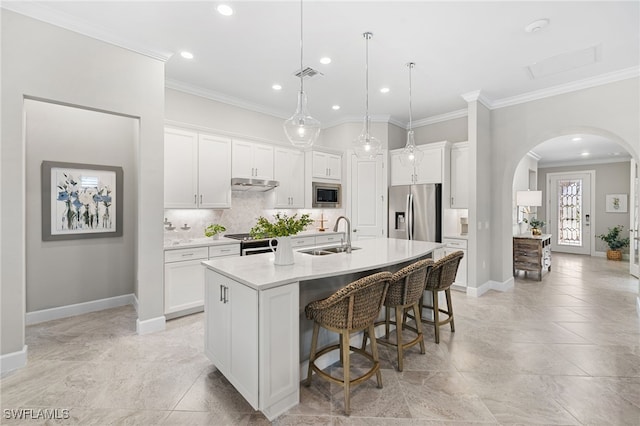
[350,153,385,240]
[547,171,594,255]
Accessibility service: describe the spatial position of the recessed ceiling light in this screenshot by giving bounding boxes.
[180,51,194,59]
[525,18,549,33]
[320,57,332,65]
[216,4,234,16]
[572,136,582,141]
[332,105,340,110]
[380,87,390,94]
[272,84,282,91]
[581,152,590,157]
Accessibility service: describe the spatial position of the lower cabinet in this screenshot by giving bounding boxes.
[164,244,239,318]
[440,238,468,288]
[205,269,300,419]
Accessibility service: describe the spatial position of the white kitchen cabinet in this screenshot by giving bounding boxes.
[205,271,259,408]
[450,142,469,208]
[273,147,305,208]
[311,151,341,181]
[164,247,208,317]
[164,127,231,209]
[290,235,316,248]
[442,237,468,288]
[205,269,300,418]
[232,140,274,180]
[164,243,239,318]
[389,141,448,186]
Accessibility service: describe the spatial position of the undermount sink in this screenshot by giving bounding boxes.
[299,245,361,256]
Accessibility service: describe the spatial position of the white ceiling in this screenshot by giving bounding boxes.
[4,1,639,163]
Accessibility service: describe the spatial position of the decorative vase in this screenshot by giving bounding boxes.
[269,236,294,266]
[211,234,220,240]
[606,249,622,261]
[531,228,541,236]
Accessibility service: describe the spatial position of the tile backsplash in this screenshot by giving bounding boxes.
[164,192,345,240]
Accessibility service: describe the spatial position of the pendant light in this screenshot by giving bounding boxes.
[353,32,382,159]
[399,62,424,167]
[283,0,320,148]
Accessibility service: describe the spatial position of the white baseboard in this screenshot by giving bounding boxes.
[467,277,514,297]
[132,293,139,314]
[0,345,28,375]
[467,280,492,297]
[636,296,640,318]
[491,277,515,292]
[136,315,166,335]
[26,294,135,325]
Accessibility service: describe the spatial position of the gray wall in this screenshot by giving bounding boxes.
[25,100,138,312]
[414,116,468,144]
[538,161,631,253]
[2,10,165,359]
[490,77,639,285]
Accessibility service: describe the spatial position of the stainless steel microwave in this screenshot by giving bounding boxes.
[312,182,341,208]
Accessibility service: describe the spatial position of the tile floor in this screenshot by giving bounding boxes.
[1,253,639,425]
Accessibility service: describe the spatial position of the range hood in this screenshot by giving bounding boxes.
[231,177,279,192]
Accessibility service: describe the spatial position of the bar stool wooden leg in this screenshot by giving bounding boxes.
[432,290,440,344]
[446,288,455,333]
[412,302,426,354]
[305,323,320,386]
[341,331,351,415]
[384,307,391,339]
[394,305,404,371]
[368,324,383,388]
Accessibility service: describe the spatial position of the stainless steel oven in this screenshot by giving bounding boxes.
[312,182,341,208]
[224,233,275,256]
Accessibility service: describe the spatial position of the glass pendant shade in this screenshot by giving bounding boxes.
[399,61,423,167]
[283,91,320,148]
[353,116,381,160]
[399,130,424,167]
[353,32,381,160]
[284,0,319,148]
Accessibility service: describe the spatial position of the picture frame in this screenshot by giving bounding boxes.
[41,161,123,241]
[605,193,628,213]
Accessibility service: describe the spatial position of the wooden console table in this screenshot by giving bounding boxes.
[513,234,552,281]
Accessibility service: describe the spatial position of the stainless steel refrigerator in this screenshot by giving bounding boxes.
[388,184,442,242]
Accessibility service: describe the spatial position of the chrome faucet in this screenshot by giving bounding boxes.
[333,216,352,253]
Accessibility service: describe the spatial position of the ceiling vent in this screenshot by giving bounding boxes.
[294,66,324,80]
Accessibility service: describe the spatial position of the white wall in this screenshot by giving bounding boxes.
[490,77,640,285]
[1,10,165,363]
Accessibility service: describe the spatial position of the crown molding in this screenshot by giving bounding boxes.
[461,90,493,109]
[538,155,631,169]
[2,2,173,61]
[491,67,640,109]
[413,109,468,128]
[321,114,393,130]
[166,79,290,120]
[527,151,542,161]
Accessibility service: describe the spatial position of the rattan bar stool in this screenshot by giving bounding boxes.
[363,259,433,371]
[418,250,464,343]
[304,271,392,416]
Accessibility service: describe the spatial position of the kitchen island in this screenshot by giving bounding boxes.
[201,237,442,420]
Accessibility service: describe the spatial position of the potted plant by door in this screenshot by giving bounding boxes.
[597,225,630,260]
[525,217,545,236]
[250,213,313,265]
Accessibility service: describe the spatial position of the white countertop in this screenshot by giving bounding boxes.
[164,237,240,250]
[202,237,443,290]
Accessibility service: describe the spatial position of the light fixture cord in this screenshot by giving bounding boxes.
[299,0,304,94]
[408,62,413,132]
[364,32,372,136]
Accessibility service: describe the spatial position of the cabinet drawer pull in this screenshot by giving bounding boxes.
[181,253,194,257]
[220,248,231,253]
[200,194,203,204]
[219,284,224,302]
[194,194,197,204]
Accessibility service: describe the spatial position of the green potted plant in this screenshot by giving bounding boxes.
[204,223,226,240]
[250,213,314,265]
[597,225,630,260]
[524,217,545,236]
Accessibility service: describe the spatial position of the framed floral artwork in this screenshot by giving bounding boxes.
[605,193,627,213]
[41,161,123,240]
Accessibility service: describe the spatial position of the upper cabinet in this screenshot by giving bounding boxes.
[450,142,469,208]
[273,147,305,208]
[311,151,341,181]
[390,141,449,186]
[232,140,274,180]
[164,127,231,209]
